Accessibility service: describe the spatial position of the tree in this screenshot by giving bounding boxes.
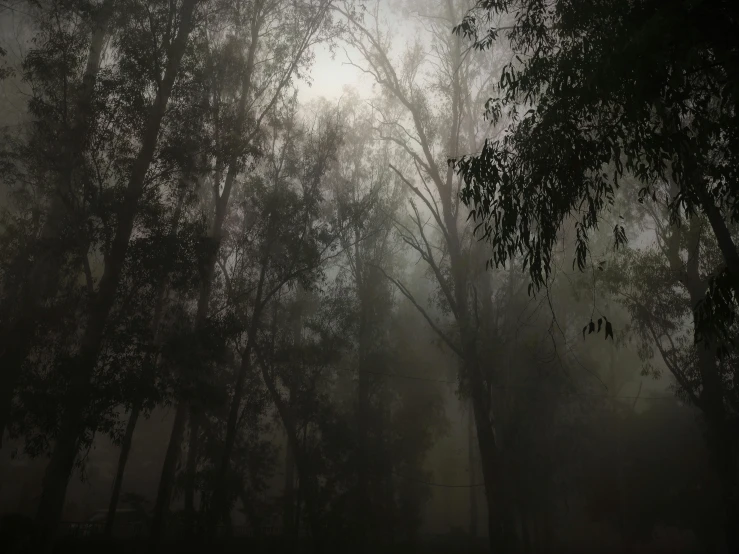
[453,0,739,341]
[337,0,520,548]
[600,180,739,550]
[0,0,115,446]
[9,0,204,549]
[147,0,339,544]
[205,96,342,542]
[325,91,403,551]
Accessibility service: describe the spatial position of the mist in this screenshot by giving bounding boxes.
[1,1,737,553]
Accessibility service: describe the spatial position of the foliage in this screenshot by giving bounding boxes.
[453,0,739,338]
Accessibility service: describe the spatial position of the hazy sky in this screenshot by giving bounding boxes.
[298,42,369,103]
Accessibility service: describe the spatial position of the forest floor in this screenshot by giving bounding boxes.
[45,536,710,554]
[45,536,492,554]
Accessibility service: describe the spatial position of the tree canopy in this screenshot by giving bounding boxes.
[453,0,739,340]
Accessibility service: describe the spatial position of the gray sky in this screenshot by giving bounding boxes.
[298,43,366,102]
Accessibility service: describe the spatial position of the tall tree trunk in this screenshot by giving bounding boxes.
[105,402,141,536]
[207,297,264,537]
[0,0,114,447]
[679,217,739,554]
[33,3,198,550]
[283,295,302,549]
[262,366,322,553]
[467,349,509,552]
[183,412,200,533]
[284,438,296,547]
[257,299,321,550]
[468,402,478,538]
[357,311,371,553]
[148,402,188,551]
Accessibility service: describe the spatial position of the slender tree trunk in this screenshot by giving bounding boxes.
[353,231,376,553]
[207,288,265,539]
[207,321,260,536]
[284,438,296,548]
[261,361,322,551]
[295,441,304,544]
[446,190,508,552]
[149,402,188,550]
[468,402,478,539]
[283,297,301,550]
[183,411,200,534]
[357,323,371,553]
[105,403,141,536]
[33,4,198,550]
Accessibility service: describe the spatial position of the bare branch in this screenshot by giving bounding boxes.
[369,262,461,358]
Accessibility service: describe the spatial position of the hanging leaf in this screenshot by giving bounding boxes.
[605,321,614,340]
[588,320,595,334]
[597,318,603,332]
[583,325,588,339]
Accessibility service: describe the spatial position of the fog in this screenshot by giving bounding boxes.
[1,1,737,553]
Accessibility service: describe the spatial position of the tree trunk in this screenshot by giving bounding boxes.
[208,338,255,536]
[283,297,302,549]
[468,402,478,538]
[713,432,739,554]
[697,184,739,297]
[148,402,188,550]
[261,362,322,552]
[183,411,200,534]
[32,4,198,550]
[467,351,509,552]
[357,322,371,553]
[284,437,296,548]
[105,403,141,536]
[680,218,739,554]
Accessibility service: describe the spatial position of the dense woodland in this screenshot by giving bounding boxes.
[0,0,737,553]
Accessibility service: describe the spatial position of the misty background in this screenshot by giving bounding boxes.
[0,0,737,553]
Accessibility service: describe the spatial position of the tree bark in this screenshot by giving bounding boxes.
[468,402,478,538]
[283,436,296,547]
[148,402,188,550]
[33,2,199,550]
[261,362,322,553]
[105,403,141,536]
[696,184,739,297]
[283,295,302,549]
[183,411,200,534]
[356,259,372,553]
